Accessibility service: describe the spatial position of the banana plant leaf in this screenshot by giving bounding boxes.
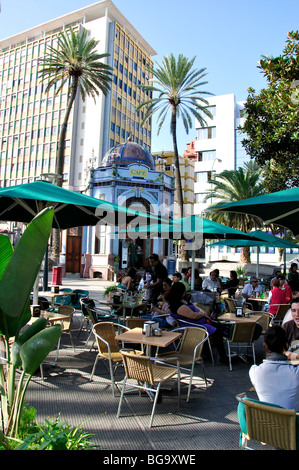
[0,234,13,279]
[0,207,53,338]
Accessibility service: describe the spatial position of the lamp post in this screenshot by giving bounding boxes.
[208,157,222,262]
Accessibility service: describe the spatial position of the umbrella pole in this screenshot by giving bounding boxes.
[256,247,259,278]
[191,250,195,290]
[33,275,39,305]
[43,244,49,291]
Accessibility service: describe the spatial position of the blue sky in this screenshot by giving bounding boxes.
[1,0,299,153]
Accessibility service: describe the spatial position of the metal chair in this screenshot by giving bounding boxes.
[125,317,147,329]
[117,350,180,427]
[156,326,209,402]
[53,288,73,307]
[249,311,271,334]
[225,297,253,313]
[236,394,297,450]
[53,305,76,360]
[90,322,143,397]
[224,321,257,371]
[172,318,214,365]
[270,304,290,325]
[70,289,89,309]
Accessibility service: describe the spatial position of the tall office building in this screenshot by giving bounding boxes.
[0,0,156,191]
[191,93,249,215]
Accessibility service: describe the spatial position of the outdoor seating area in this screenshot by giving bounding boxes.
[19,275,294,450]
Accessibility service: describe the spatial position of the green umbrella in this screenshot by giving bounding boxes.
[207,232,299,249]
[120,215,263,241]
[209,186,299,235]
[118,215,264,289]
[207,231,299,277]
[0,180,147,229]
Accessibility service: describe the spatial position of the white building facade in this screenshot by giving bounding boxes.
[193,93,248,215]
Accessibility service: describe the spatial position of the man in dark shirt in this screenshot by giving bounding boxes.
[145,253,168,305]
[282,297,299,346]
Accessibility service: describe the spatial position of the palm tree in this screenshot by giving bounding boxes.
[38,26,112,187]
[204,163,265,263]
[38,26,113,262]
[137,53,212,220]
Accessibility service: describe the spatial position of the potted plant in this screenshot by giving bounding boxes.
[103,284,119,301]
[236,265,248,286]
[0,207,62,440]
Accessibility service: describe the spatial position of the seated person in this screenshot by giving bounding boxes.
[282,296,299,348]
[269,278,289,316]
[270,269,282,288]
[172,272,191,293]
[249,325,299,411]
[119,268,137,291]
[242,276,262,310]
[193,268,203,291]
[202,270,222,292]
[181,268,189,283]
[283,291,299,326]
[278,274,292,302]
[165,282,227,362]
[223,270,239,297]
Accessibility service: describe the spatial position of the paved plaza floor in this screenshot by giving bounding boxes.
[25,274,277,453]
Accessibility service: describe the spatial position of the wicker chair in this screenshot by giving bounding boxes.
[53,305,76,360]
[90,322,143,397]
[270,304,290,325]
[224,321,257,371]
[249,311,271,334]
[156,326,209,402]
[125,317,147,329]
[237,395,297,450]
[225,297,253,313]
[117,350,180,427]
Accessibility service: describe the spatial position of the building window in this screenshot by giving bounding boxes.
[197,150,216,162]
[197,127,216,140]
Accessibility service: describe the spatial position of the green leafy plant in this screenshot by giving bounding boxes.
[0,405,95,450]
[103,285,118,296]
[236,265,248,277]
[16,413,95,450]
[0,207,63,438]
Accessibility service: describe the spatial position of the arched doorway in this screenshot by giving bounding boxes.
[119,197,153,269]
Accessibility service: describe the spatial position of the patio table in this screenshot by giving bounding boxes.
[116,327,181,356]
[218,313,262,323]
[29,310,72,324]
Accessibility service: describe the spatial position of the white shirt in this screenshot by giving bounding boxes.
[242,283,262,302]
[249,358,299,411]
[202,277,219,291]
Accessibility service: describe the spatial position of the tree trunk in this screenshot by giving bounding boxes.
[170,105,187,261]
[51,78,78,265]
[240,246,251,264]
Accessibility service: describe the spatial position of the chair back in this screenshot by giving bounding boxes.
[121,350,154,385]
[275,304,289,320]
[80,297,95,317]
[230,322,256,343]
[244,399,297,450]
[71,289,89,308]
[250,311,270,334]
[179,327,208,361]
[57,305,75,316]
[94,322,120,354]
[126,318,146,329]
[86,306,99,325]
[56,288,73,306]
[225,298,237,313]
